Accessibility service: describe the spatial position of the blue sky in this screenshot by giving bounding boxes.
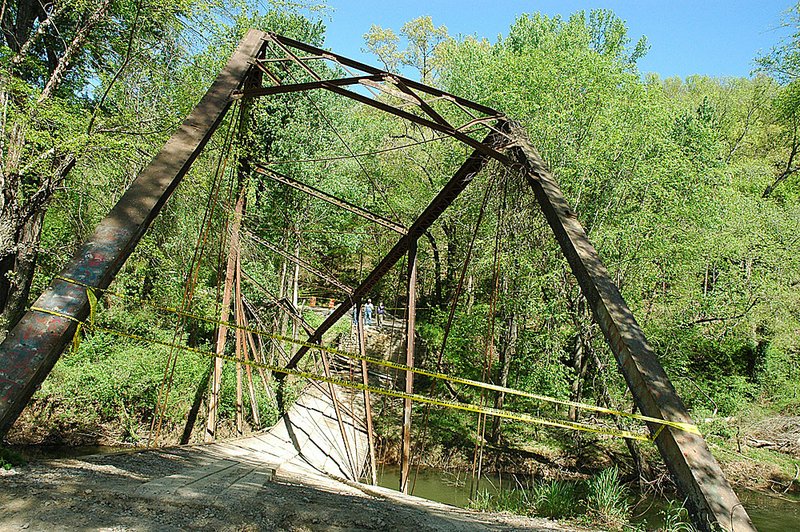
[317,0,795,79]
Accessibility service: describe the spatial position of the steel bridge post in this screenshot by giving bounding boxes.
[356,310,378,486]
[507,124,754,532]
[0,29,268,438]
[399,242,417,494]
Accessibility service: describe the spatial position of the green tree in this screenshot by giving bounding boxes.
[363,16,448,82]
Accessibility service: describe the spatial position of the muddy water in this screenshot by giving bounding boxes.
[377,464,508,508]
[377,464,800,531]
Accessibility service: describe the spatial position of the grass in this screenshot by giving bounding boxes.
[468,487,531,514]
[659,501,698,531]
[467,468,634,529]
[584,467,630,528]
[531,479,578,518]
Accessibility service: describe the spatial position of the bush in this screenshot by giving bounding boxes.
[0,446,26,470]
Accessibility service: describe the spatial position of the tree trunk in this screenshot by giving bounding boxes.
[3,0,41,53]
[0,210,43,338]
[441,220,458,301]
[591,350,653,487]
[568,333,592,422]
[11,2,64,67]
[290,234,300,355]
[38,0,112,103]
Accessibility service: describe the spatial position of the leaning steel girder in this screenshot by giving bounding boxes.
[0,29,268,435]
[0,29,754,532]
[284,126,510,370]
[505,125,755,531]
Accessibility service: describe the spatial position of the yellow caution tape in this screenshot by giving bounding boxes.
[42,277,700,439]
[88,322,655,442]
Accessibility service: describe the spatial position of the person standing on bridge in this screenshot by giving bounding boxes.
[364,298,374,326]
[376,301,385,327]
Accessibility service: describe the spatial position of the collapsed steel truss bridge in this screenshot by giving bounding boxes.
[0,29,755,531]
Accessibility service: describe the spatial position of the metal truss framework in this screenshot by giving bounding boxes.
[0,30,753,531]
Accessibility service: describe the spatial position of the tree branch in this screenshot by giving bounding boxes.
[682,298,759,327]
[764,111,800,197]
[87,0,141,135]
[37,0,112,103]
[11,1,64,67]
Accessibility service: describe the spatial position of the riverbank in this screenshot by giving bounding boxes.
[0,443,578,531]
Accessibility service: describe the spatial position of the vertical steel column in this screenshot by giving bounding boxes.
[508,125,754,532]
[0,29,267,438]
[234,251,245,437]
[399,242,417,494]
[206,185,246,442]
[357,311,378,485]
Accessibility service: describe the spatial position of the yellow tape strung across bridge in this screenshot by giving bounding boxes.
[75,322,657,442]
[34,277,700,440]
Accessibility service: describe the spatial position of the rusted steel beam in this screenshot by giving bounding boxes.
[399,243,417,494]
[391,77,452,129]
[320,83,509,164]
[253,165,406,234]
[258,55,328,63]
[266,33,501,118]
[239,269,304,325]
[267,34,507,162]
[232,74,385,99]
[206,185,246,442]
[284,126,509,371]
[319,343,359,480]
[206,56,259,441]
[244,231,352,293]
[0,29,267,437]
[356,310,377,485]
[507,124,754,532]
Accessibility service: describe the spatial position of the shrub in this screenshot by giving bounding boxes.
[0,446,26,470]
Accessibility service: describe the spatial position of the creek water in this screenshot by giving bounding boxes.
[376,464,800,531]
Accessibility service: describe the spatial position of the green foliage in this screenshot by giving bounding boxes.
[659,501,698,532]
[584,467,630,528]
[363,16,448,81]
[0,446,26,470]
[3,0,799,497]
[531,479,579,518]
[467,473,632,526]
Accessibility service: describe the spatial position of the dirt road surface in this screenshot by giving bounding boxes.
[0,447,576,531]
